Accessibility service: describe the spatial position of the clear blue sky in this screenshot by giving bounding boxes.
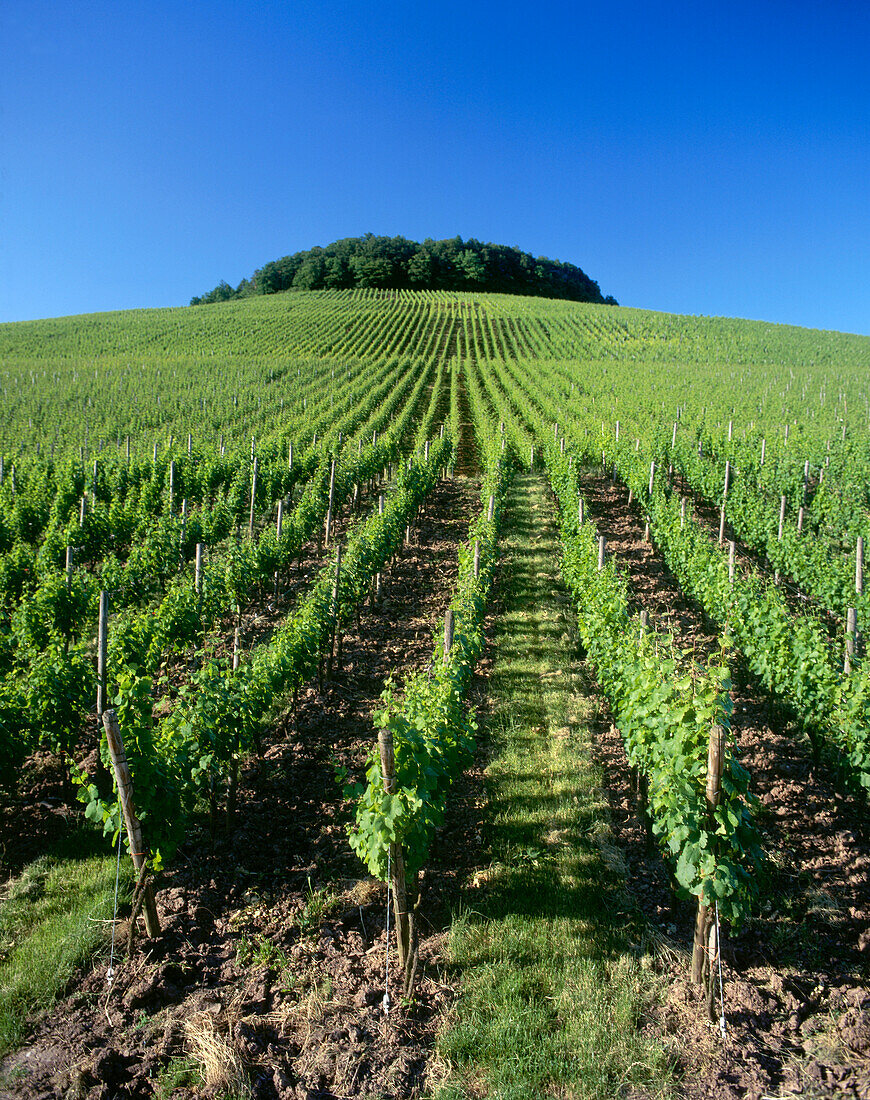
[2,0,868,333]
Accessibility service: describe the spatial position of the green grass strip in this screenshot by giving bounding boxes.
[0,853,127,1057]
[435,472,677,1100]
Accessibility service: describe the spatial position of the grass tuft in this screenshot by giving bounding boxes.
[0,853,127,1057]
[183,1011,251,1098]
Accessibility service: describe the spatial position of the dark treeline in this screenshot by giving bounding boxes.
[190,235,616,306]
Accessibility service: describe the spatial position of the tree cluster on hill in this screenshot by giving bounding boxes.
[190,235,616,306]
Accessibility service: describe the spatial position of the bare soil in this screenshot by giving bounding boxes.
[0,473,485,1100]
[580,471,870,1099]
[2,468,869,1100]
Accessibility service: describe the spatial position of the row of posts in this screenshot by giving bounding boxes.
[579,486,726,1015]
[91,433,448,943]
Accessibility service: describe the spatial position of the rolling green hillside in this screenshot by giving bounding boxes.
[1,288,868,458]
[2,288,870,1099]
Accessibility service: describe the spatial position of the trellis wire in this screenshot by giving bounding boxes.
[382,848,391,1016]
[107,826,123,987]
[715,901,727,1040]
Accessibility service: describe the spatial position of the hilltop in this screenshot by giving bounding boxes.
[190,234,616,307]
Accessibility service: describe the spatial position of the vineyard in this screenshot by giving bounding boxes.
[0,288,869,1099]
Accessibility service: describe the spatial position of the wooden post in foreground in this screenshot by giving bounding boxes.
[846,608,858,674]
[443,608,455,664]
[378,728,410,968]
[102,709,161,938]
[692,720,725,1019]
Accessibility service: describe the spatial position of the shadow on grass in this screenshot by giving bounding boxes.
[436,473,675,1100]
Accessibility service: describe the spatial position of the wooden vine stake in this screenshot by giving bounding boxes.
[378,728,411,972]
[102,709,160,938]
[692,719,725,1019]
[443,608,455,663]
[845,608,858,674]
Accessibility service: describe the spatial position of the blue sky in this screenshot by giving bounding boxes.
[1,0,868,333]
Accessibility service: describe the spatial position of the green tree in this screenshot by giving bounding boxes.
[407,250,434,286]
[323,256,349,288]
[350,255,393,288]
[459,249,486,285]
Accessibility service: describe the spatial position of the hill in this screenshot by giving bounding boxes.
[0,289,870,1100]
[189,234,616,306]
